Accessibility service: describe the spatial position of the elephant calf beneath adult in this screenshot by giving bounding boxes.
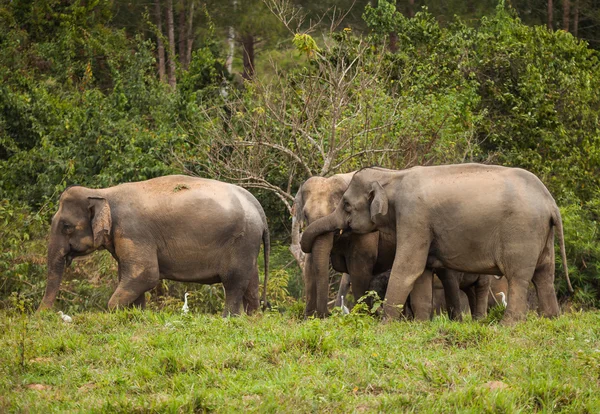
[300,164,573,324]
[37,175,270,316]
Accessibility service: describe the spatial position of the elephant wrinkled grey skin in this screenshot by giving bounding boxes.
[38,175,270,316]
[300,164,573,324]
[436,270,492,320]
[345,269,491,320]
[293,174,432,320]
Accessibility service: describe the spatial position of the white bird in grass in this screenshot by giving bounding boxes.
[182,292,190,314]
[497,292,507,307]
[58,311,72,323]
[340,295,350,315]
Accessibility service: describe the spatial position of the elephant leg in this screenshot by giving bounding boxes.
[222,286,244,317]
[464,286,477,317]
[132,292,146,309]
[383,229,431,320]
[108,259,160,310]
[222,268,252,317]
[502,269,535,325]
[471,276,491,320]
[408,269,433,321]
[346,234,378,308]
[438,269,463,321]
[242,268,260,315]
[349,274,372,305]
[532,233,560,318]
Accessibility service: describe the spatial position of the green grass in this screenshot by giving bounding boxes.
[1,309,600,413]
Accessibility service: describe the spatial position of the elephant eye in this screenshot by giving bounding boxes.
[343,201,351,213]
[62,222,75,235]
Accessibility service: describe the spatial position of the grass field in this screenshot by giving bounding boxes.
[1,308,599,413]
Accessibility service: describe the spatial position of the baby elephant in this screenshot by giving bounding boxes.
[355,269,492,320]
[435,269,492,320]
[37,175,269,316]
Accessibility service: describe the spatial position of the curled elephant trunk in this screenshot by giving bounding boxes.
[37,237,69,311]
[300,204,346,253]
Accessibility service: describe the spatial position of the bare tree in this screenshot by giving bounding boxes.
[154,0,166,82]
[563,0,570,31]
[166,0,177,88]
[178,0,187,66]
[241,34,256,80]
[175,0,481,267]
[226,0,238,74]
[548,0,554,29]
[185,1,195,69]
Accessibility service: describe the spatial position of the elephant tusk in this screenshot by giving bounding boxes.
[339,229,343,235]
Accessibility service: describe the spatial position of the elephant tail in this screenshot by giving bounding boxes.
[261,226,270,310]
[553,207,574,293]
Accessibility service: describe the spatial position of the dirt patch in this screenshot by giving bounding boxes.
[483,381,509,391]
[26,384,51,391]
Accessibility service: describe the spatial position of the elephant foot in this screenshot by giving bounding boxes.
[499,310,526,326]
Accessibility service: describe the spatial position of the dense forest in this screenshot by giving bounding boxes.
[1,0,600,312]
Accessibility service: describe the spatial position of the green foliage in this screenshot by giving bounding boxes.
[292,33,320,57]
[0,201,46,305]
[0,1,225,210]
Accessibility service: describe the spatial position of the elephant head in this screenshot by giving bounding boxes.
[37,186,112,311]
[293,173,355,317]
[300,169,390,254]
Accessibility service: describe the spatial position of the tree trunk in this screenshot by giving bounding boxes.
[166,0,177,88]
[185,1,195,70]
[178,0,187,66]
[290,214,306,272]
[226,0,237,74]
[241,34,255,80]
[388,32,398,53]
[548,0,554,29]
[226,27,235,74]
[408,0,415,17]
[154,0,166,82]
[563,0,570,31]
[573,0,579,36]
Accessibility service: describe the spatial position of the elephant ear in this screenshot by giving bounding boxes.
[88,197,112,248]
[369,181,388,222]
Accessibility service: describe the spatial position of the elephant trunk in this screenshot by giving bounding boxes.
[306,232,335,317]
[37,234,69,311]
[300,203,346,253]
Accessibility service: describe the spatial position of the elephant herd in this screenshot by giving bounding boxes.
[37,163,573,324]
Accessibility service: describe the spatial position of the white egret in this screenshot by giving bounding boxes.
[340,295,350,315]
[182,292,190,314]
[58,311,72,323]
[498,292,507,307]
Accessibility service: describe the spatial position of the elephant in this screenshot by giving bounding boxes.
[436,270,492,320]
[293,173,433,320]
[300,164,573,324]
[37,175,270,316]
[336,269,435,319]
[341,269,492,320]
